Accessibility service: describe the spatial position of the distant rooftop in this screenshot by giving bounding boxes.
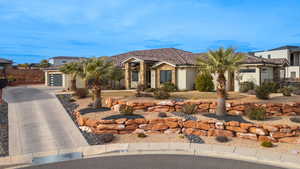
[0,58,13,65]
[268,45,300,51]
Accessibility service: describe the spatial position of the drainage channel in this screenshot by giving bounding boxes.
[32,152,83,165]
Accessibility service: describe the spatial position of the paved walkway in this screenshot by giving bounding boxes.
[4,86,88,156]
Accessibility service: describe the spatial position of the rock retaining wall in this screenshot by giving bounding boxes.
[106,98,300,117]
[75,112,300,144]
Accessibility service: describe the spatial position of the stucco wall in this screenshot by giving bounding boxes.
[286,66,300,78]
[186,67,197,90]
[176,68,186,90]
[155,63,176,88]
[261,67,274,83]
[254,49,289,59]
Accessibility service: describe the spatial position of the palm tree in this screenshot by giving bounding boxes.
[197,47,245,116]
[39,59,51,68]
[83,57,114,108]
[59,62,83,91]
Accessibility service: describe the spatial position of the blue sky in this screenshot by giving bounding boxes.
[1,0,300,64]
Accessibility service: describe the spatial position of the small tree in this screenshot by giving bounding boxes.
[197,47,245,116]
[195,72,214,92]
[60,62,83,91]
[84,57,114,108]
[110,67,124,89]
[39,59,51,68]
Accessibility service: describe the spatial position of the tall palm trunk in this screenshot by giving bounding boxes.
[216,73,227,116]
[93,84,102,108]
[71,75,77,91]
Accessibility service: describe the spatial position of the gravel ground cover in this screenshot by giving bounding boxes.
[0,102,8,157]
[56,94,114,145]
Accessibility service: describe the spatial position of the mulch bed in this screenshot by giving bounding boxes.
[0,102,8,157]
[56,94,114,145]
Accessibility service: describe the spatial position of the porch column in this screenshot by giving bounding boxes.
[139,61,146,86]
[125,62,131,89]
[44,71,48,86]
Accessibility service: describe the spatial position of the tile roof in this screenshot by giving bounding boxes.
[268,45,300,51]
[241,54,288,65]
[111,48,202,66]
[0,58,13,65]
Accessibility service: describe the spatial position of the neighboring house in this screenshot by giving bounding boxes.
[44,56,86,88]
[48,56,86,66]
[111,48,287,92]
[0,58,13,77]
[254,45,300,79]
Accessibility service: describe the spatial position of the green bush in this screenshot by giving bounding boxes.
[239,81,255,93]
[263,82,279,93]
[75,88,89,98]
[278,86,294,96]
[246,107,267,121]
[137,133,147,138]
[161,82,177,92]
[153,89,170,99]
[119,104,134,115]
[182,103,198,114]
[255,84,271,100]
[195,72,214,92]
[261,141,273,148]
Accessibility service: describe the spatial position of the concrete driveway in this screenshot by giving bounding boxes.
[4,85,88,156]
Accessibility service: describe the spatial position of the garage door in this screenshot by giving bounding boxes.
[49,74,63,86]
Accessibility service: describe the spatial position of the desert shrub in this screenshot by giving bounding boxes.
[144,88,156,92]
[195,72,214,92]
[246,107,266,121]
[278,86,294,96]
[137,133,147,138]
[178,134,185,139]
[75,88,89,98]
[292,89,300,95]
[161,82,177,92]
[263,82,279,93]
[261,141,273,148]
[119,104,134,115]
[215,136,229,143]
[158,112,167,118]
[239,81,255,93]
[136,84,146,97]
[182,103,198,114]
[255,84,271,100]
[290,117,300,123]
[153,89,170,99]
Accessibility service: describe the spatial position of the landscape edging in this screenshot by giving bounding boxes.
[1,143,299,169]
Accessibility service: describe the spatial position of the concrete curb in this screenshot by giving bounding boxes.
[1,143,299,169]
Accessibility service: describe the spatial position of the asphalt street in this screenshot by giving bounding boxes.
[21,154,287,169]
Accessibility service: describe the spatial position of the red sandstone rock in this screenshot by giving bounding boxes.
[208,129,234,137]
[125,124,139,130]
[164,128,180,134]
[149,119,165,124]
[93,129,118,134]
[193,129,208,136]
[279,137,300,144]
[97,124,125,130]
[226,121,240,127]
[262,125,279,132]
[196,122,211,130]
[115,118,127,124]
[151,123,169,131]
[249,127,268,136]
[165,121,178,128]
[240,123,254,129]
[183,121,197,128]
[98,119,115,124]
[270,132,295,139]
[258,136,278,143]
[215,122,225,130]
[134,118,148,124]
[85,119,99,127]
[199,104,210,109]
[228,110,243,116]
[125,119,136,125]
[236,132,257,141]
[226,126,247,133]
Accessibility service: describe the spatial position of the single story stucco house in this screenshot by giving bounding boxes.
[111,48,288,92]
[44,48,288,92]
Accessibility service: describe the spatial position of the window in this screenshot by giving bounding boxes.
[132,71,139,82]
[267,54,271,59]
[239,69,256,73]
[160,70,172,83]
[291,72,296,79]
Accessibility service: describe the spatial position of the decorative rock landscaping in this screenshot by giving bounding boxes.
[107,98,300,117]
[57,94,115,145]
[0,102,8,157]
[75,111,300,144]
